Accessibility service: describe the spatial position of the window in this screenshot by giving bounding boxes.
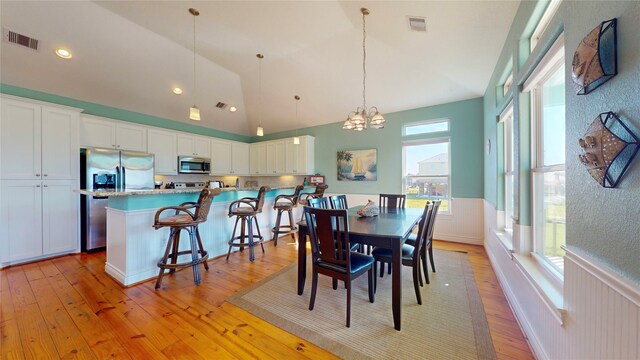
[402,138,450,212]
[499,102,515,233]
[530,0,562,52]
[525,34,565,274]
[403,119,449,136]
[503,73,514,97]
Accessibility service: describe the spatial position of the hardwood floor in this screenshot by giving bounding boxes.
[0,239,533,359]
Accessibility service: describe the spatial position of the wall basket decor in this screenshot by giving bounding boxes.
[571,18,617,95]
[578,112,639,188]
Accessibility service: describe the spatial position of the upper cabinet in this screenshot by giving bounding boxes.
[210,140,250,175]
[285,136,315,175]
[177,134,211,158]
[266,140,286,175]
[231,142,250,175]
[1,97,79,180]
[250,136,315,176]
[250,143,267,175]
[147,129,177,175]
[80,116,147,152]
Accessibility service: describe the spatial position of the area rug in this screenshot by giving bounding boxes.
[227,249,496,360]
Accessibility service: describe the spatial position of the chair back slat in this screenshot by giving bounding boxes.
[379,194,406,209]
[329,195,348,210]
[255,186,271,212]
[194,188,222,221]
[304,207,350,269]
[308,197,329,209]
[427,200,442,241]
[413,202,434,265]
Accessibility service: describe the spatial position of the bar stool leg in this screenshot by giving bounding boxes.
[195,228,209,271]
[156,228,175,289]
[254,216,265,253]
[169,228,180,273]
[227,217,240,261]
[247,215,255,262]
[239,217,246,251]
[188,227,202,285]
[288,209,296,239]
[273,209,283,246]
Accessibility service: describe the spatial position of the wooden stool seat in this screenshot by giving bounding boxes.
[153,188,221,289]
[272,185,304,246]
[226,186,271,262]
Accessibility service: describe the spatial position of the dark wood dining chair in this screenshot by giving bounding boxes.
[371,201,434,305]
[303,206,376,327]
[307,197,329,209]
[379,194,406,209]
[329,194,348,210]
[406,200,441,284]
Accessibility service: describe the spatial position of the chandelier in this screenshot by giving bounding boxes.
[188,8,200,121]
[343,8,385,131]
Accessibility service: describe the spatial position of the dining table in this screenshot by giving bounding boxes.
[297,205,423,331]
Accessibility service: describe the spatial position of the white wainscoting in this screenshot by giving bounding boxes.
[484,200,640,360]
[106,198,298,286]
[328,194,484,245]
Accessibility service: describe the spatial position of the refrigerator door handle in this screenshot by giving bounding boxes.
[122,166,126,190]
[115,166,121,190]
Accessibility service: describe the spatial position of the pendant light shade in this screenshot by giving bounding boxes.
[256,125,264,137]
[189,105,201,121]
[256,53,265,136]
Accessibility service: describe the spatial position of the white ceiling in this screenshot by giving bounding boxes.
[0,1,519,137]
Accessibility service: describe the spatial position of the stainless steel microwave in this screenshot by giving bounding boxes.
[178,156,211,174]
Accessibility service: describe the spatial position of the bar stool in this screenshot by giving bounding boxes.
[226,186,271,262]
[298,184,328,220]
[153,188,221,289]
[272,185,304,246]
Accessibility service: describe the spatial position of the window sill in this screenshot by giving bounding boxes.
[493,229,513,258]
[512,253,566,325]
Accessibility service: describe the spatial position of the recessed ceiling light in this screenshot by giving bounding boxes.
[172,87,183,95]
[229,106,237,112]
[55,48,72,59]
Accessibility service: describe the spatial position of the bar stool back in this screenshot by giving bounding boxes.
[298,184,328,219]
[272,185,304,246]
[153,188,221,289]
[226,186,271,262]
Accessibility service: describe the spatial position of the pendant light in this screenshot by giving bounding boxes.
[293,95,301,145]
[343,8,385,131]
[189,8,200,121]
[256,53,265,136]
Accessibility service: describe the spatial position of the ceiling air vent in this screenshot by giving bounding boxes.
[407,17,427,32]
[215,102,228,110]
[3,28,39,51]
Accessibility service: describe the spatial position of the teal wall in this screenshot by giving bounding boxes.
[0,84,251,142]
[483,1,640,283]
[255,97,484,198]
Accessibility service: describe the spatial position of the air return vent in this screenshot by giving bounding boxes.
[215,102,228,110]
[407,17,427,32]
[3,28,39,51]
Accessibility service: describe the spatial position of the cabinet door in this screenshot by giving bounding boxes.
[194,137,211,158]
[116,123,147,152]
[148,129,177,175]
[285,139,299,174]
[0,180,43,262]
[267,141,286,174]
[231,142,250,175]
[42,180,78,255]
[80,116,117,149]
[41,106,79,180]
[1,99,42,179]
[177,134,195,156]
[211,140,232,174]
[250,143,267,175]
[299,136,315,174]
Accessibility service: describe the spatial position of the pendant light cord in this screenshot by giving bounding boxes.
[193,12,197,98]
[362,10,367,110]
[259,56,262,127]
[295,96,299,138]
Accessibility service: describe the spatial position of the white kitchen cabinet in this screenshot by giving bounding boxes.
[177,134,211,158]
[148,129,177,175]
[80,116,147,152]
[266,141,286,175]
[231,142,250,175]
[250,143,267,175]
[285,135,315,175]
[1,98,79,180]
[0,179,78,265]
[210,139,232,174]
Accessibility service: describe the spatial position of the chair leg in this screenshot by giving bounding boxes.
[227,216,241,261]
[421,247,429,284]
[428,245,436,272]
[368,268,375,303]
[413,261,422,305]
[387,263,392,275]
[379,261,385,278]
[254,216,265,253]
[239,217,246,252]
[247,216,255,262]
[418,259,424,287]
[169,228,180,273]
[332,278,338,290]
[309,270,318,311]
[155,229,175,289]
[195,228,209,271]
[373,261,378,293]
[188,227,202,286]
[273,210,282,246]
[346,280,352,328]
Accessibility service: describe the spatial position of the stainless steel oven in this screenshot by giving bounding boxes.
[178,156,211,174]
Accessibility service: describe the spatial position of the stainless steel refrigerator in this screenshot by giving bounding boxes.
[81,148,154,251]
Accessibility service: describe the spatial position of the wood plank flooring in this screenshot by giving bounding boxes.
[0,239,534,359]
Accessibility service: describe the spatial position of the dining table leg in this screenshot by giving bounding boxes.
[392,239,402,331]
[297,224,307,295]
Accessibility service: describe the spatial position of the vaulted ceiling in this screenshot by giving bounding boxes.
[0,1,519,136]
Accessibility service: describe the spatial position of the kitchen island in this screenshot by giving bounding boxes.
[79,186,312,286]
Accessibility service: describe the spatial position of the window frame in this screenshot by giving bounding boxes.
[499,102,515,237]
[530,0,562,52]
[526,33,566,279]
[402,118,449,137]
[401,137,451,214]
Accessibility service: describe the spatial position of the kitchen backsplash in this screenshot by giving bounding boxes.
[154,174,309,189]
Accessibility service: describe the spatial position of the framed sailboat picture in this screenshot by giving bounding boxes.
[337,149,377,181]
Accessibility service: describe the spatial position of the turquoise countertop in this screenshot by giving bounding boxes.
[98,187,315,211]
